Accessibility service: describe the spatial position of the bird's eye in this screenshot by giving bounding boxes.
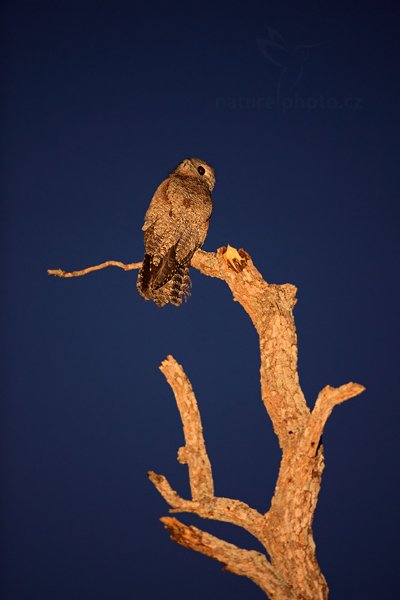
[197,166,205,175]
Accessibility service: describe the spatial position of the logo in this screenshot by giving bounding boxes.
[257,27,321,107]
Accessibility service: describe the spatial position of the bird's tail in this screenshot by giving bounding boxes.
[169,263,191,306]
[137,257,191,307]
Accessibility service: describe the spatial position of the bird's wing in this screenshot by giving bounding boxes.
[143,179,180,263]
[142,179,169,232]
[175,224,200,264]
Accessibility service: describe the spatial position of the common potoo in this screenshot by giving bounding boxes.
[137,158,215,307]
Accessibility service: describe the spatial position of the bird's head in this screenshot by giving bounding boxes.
[174,158,216,191]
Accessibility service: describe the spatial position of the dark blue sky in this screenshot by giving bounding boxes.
[1,2,399,599]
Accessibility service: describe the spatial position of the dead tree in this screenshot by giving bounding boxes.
[48,245,364,599]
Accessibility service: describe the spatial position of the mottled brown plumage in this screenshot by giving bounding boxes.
[137,158,215,307]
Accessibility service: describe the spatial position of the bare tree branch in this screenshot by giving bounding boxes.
[152,248,364,599]
[48,246,365,599]
[147,469,267,543]
[160,517,296,600]
[302,383,366,457]
[192,249,310,447]
[147,355,268,545]
[159,355,213,500]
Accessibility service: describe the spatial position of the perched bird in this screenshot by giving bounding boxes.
[137,158,215,307]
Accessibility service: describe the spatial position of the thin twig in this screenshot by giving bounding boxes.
[47,260,141,278]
